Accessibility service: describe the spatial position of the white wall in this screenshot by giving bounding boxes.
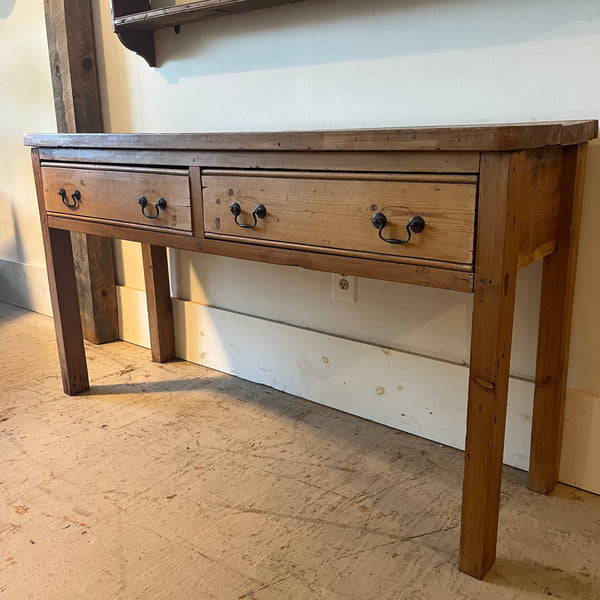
[95,0,600,490]
[2,1,599,490]
[0,1,55,313]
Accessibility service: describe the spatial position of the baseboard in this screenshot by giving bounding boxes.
[560,389,600,494]
[116,285,534,471]
[113,284,600,493]
[0,257,51,316]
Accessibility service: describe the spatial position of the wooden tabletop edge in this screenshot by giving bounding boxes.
[24,121,598,151]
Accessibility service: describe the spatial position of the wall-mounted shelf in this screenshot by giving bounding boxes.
[110,0,305,67]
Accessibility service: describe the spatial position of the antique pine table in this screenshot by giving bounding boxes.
[25,121,597,578]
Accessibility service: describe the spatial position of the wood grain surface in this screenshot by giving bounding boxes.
[25,121,598,152]
[529,144,589,493]
[203,172,476,265]
[141,244,176,363]
[37,149,482,174]
[42,165,192,232]
[459,152,522,579]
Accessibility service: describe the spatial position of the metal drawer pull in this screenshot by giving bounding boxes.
[372,213,425,244]
[139,195,167,218]
[230,202,267,229]
[59,188,80,208]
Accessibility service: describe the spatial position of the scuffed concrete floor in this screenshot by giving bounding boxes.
[1,301,599,600]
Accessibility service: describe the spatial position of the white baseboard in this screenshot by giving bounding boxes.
[115,284,600,494]
[0,257,51,316]
[116,285,534,471]
[560,389,600,494]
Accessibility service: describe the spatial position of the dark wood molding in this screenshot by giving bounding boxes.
[110,0,307,67]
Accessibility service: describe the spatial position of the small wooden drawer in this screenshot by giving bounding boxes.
[202,170,477,266]
[42,164,192,233]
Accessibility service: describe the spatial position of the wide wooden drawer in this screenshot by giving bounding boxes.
[42,164,192,233]
[202,170,477,266]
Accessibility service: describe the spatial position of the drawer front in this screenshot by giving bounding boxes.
[202,171,476,265]
[42,165,192,232]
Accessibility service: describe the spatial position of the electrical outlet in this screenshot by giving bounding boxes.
[332,274,357,303]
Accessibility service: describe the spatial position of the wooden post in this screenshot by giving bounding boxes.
[529,144,588,493]
[459,152,522,579]
[43,0,119,345]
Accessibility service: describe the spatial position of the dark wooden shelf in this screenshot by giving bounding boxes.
[110,0,306,67]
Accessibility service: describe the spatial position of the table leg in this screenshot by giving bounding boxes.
[45,227,90,395]
[31,149,89,395]
[142,243,176,363]
[459,152,521,579]
[529,144,588,494]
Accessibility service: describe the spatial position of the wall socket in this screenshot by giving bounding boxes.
[332,274,357,303]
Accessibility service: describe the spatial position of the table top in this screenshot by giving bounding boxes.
[24,120,598,153]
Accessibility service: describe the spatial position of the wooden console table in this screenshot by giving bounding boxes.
[25,121,597,579]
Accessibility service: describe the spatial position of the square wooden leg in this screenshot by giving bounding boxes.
[142,243,176,363]
[459,152,521,579]
[45,227,90,395]
[529,144,588,494]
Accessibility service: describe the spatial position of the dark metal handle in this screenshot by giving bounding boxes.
[139,195,167,218]
[59,188,80,208]
[372,213,425,244]
[230,202,267,228]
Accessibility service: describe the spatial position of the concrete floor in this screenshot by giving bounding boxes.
[1,301,599,600]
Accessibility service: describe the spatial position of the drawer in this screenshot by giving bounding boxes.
[202,170,477,265]
[42,164,192,233]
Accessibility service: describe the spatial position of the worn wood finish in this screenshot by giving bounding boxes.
[31,150,89,395]
[202,169,478,183]
[529,144,588,494]
[560,121,598,146]
[141,244,176,363]
[43,0,101,133]
[43,0,119,345]
[72,234,118,345]
[42,165,192,232]
[47,214,202,250]
[203,172,476,265]
[48,213,193,238]
[201,238,475,291]
[517,147,564,269]
[24,121,599,153]
[190,166,204,238]
[25,123,598,579]
[38,149,482,174]
[459,152,523,579]
[45,228,91,395]
[204,234,474,272]
[44,162,192,175]
[46,213,473,291]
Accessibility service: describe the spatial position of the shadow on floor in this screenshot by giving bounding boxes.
[488,557,594,597]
